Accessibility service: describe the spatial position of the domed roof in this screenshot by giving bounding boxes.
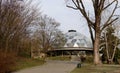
[64,30,93,48]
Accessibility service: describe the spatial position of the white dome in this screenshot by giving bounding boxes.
[64,30,93,48]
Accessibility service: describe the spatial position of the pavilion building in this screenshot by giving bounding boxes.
[47,30,93,56]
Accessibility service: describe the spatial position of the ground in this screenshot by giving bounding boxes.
[14,60,77,73]
[13,59,120,73]
[14,58,45,70]
[71,64,120,73]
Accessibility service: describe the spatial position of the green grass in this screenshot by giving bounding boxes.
[13,58,45,71]
[47,56,71,61]
[71,64,120,73]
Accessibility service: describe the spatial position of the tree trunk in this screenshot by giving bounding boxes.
[94,31,101,65]
[93,16,101,65]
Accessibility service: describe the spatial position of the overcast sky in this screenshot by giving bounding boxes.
[37,0,120,38]
[40,0,91,37]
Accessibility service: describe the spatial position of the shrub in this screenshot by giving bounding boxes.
[18,48,31,58]
[84,56,93,63]
[0,51,16,73]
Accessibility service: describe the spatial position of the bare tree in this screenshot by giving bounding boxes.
[33,15,64,53]
[0,0,40,55]
[66,0,119,65]
[103,25,119,64]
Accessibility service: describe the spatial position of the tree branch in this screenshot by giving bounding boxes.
[99,0,105,13]
[66,5,78,10]
[88,24,94,45]
[103,0,117,10]
[77,0,94,28]
[101,1,118,32]
[104,32,110,59]
[72,0,78,7]
[101,17,118,32]
[66,0,94,29]
[111,38,118,60]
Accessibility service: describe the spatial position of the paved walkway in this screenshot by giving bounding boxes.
[14,60,77,73]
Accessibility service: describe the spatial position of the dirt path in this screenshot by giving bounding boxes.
[14,60,77,73]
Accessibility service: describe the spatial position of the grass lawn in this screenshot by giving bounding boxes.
[71,64,120,73]
[13,58,45,71]
[47,56,71,61]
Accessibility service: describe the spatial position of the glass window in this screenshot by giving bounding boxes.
[71,39,77,43]
[69,36,74,39]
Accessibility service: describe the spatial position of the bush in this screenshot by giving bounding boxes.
[18,49,31,58]
[0,52,16,73]
[84,56,93,63]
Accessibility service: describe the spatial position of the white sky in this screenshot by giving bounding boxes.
[34,0,120,38]
[40,0,90,37]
